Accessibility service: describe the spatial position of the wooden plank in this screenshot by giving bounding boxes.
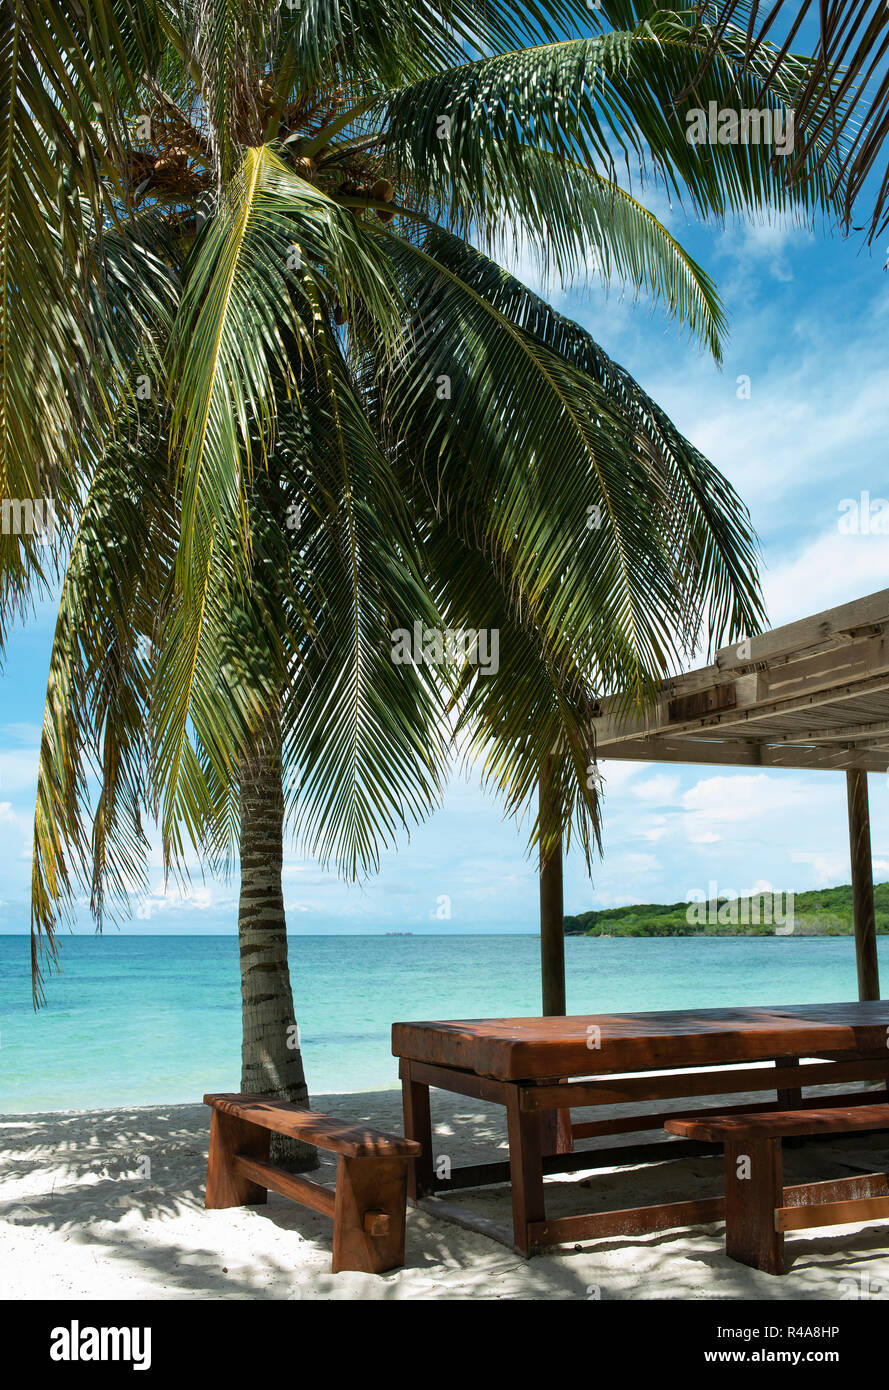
[570,1089,880,1141]
[602,663,889,747]
[541,1107,574,1155]
[724,1136,784,1275]
[428,1138,716,1194]
[204,1094,421,1157]
[232,1154,336,1218]
[525,1059,889,1111]
[597,737,889,773]
[529,1195,725,1246]
[782,1171,889,1209]
[205,1108,270,1209]
[775,715,889,746]
[429,1149,597,1193]
[595,637,889,743]
[714,588,889,670]
[518,1174,889,1251]
[666,1103,889,1143]
[398,1058,507,1105]
[774,1055,804,1149]
[847,768,881,1001]
[668,683,737,722]
[776,1193,889,1233]
[332,1154,409,1274]
[415,1196,515,1249]
[392,1002,889,1080]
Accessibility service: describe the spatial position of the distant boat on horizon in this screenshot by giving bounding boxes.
[385,931,414,937]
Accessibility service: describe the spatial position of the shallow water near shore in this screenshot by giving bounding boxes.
[2,933,887,1112]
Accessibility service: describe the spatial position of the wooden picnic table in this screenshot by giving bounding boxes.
[392,1002,889,1254]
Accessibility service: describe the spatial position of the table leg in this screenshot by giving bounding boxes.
[775,1055,804,1149]
[506,1087,545,1256]
[400,1060,434,1199]
[775,1055,803,1108]
[534,1077,573,1155]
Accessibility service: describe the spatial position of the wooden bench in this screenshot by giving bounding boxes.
[666,1103,889,1274]
[204,1093,421,1274]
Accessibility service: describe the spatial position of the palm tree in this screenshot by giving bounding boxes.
[5,2,846,1168]
[698,1,889,239]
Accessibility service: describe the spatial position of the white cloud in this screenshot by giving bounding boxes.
[763,527,889,628]
[682,773,825,828]
[631,773,680,804]
[790,850,848,887]
[716,218,814,286]
[0,747,39,796]
[0,723,41,745]
[133,881,226,921]
[595,760,648,792]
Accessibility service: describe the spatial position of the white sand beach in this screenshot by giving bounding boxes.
[2,1087,888,1301]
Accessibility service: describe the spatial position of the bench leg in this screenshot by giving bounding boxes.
[724,1136,785,1275]
[205,1109,270,1209]
[332,1155,409,1274]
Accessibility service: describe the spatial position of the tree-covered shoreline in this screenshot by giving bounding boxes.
[563,883,889,937]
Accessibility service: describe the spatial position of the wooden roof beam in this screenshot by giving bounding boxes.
[595,736,889,773]
[715,587,889,671]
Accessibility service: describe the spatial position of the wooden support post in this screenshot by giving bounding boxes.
[332,1155,410,1275]
[538,760,572,1154]
[506,1088,546,1256]
[846,768,881,1001]
[774,1056,802,1109]
[775,1055,804,1149]
[400,1061,434,1199]
[724,1136,785,1276]
[205,1109,270,1208]
[539,759,566,1017]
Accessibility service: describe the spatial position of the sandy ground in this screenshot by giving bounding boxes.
[2,1087,888,1301]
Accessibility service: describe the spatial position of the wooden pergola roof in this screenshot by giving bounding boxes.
[592,588,889,774]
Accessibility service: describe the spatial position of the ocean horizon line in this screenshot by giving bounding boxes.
[2,927,539,937]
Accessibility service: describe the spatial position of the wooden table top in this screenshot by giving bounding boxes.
[392,1002,889,1080]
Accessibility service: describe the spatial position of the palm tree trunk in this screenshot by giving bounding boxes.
[238,713,317,1172]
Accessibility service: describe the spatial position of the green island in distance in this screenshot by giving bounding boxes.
[563,882,889,938]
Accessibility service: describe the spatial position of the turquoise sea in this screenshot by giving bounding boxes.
[1,933,887,1112]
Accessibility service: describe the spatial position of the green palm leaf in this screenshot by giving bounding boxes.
[281,321,449,875]
[379,19,847,231]
[691,1,889,238]
[481,145,728,359]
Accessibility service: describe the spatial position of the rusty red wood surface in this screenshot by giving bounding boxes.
[666,1102,889,1143]
[204,1093,421,1156]
[391,1002,889,1080]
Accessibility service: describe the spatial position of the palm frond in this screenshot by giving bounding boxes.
[424,513,603,867]
[483,145,728,360]
[281,321,449,876]
[417,229,763,648]
[379,227,763,699]
[379,16,849,240]
[696,0,889,238]
[0,0,161,635]
[31,409,174,1002]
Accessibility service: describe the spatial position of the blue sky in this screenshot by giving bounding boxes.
[3,153,889,935]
